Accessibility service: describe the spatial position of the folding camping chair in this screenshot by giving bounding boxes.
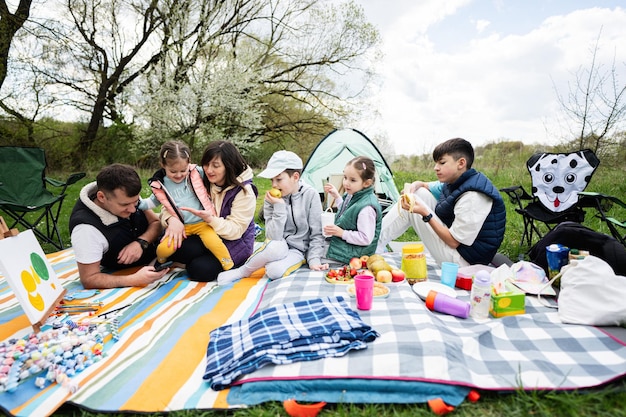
[578,191,626,246]
[499,149,599,248]
[0,146,85,250]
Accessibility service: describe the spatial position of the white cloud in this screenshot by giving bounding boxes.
[352,1,626,156]
[475,19,491,33]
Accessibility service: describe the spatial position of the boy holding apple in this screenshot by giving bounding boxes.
[217,150,328,285]
[376,138,506,267]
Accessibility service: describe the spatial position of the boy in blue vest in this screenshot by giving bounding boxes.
[376,138,506,266]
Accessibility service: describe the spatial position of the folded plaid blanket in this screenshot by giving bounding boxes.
[203,296,379,390]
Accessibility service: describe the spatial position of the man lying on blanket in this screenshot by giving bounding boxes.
[69,164,169,288]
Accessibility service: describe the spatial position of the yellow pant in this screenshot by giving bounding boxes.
[157,222,234,270]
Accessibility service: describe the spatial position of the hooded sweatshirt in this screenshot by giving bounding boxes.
[263,181,326,267]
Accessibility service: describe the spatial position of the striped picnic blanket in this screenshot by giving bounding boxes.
[0,248,267,416]
[3,247,626,415]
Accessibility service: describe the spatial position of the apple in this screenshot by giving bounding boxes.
[358,269,374,277]
[360,255,369,268]
[349,257,362,270]
[391,268,406,282]
[376,270,392,283]
[269,188,282,198]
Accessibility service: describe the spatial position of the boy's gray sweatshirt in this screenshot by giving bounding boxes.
[263,181,326,267]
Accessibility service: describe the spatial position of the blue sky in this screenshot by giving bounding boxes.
[350,0,626,156]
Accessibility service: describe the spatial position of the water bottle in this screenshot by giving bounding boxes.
[470,270,492,319]
[425,290,470,319]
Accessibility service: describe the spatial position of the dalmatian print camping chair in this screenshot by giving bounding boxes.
[500,149,599,248]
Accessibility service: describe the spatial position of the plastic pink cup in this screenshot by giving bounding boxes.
[354,274,374,310]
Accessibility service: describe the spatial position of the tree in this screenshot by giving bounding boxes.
[555,31,626,161]
[10,0,378,166]
[137,0,379,157]
[0,0,32,90]
[28,0,166,165]
[0,0,34,142]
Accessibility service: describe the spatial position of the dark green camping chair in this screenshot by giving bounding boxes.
[0,146,85,250]
[578,191,626,247]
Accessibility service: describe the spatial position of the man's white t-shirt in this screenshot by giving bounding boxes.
[71,224,109,264]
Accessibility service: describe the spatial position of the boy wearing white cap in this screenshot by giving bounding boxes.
[217,150,328,285]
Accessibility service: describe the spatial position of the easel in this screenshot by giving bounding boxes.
[0,215,19,239]
[32,289,66,333]
[0,216,66,332]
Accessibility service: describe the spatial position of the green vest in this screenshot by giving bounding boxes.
[326,187,382,264]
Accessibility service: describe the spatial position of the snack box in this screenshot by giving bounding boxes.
[490,281,525,318]
[455,265,495,290]
[455,272,473,290]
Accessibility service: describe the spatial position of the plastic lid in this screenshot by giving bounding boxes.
[474,270,491,285]
[424,290,437,310]
[548,243,560,250]
[283,399,327,417]
[402,243,424,254]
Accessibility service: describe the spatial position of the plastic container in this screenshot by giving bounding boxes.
[401,243,427,284]
[470,270,492,319]
[425,290,470,318]
[546,243,569,279]
[455,272,473,290]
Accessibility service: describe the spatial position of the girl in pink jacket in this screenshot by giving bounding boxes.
[139,140,234,270]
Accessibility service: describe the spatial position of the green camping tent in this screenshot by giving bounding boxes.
[301,128,400,211]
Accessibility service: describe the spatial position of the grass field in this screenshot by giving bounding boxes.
[3,164,626,417]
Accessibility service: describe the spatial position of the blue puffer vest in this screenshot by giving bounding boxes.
[69,198,156,270]
[435,169,506,265]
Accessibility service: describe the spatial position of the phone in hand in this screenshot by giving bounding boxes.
[154,261,173,272]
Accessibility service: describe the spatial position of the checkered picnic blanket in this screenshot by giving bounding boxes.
[232,252,626,391]
[204,296,379,390]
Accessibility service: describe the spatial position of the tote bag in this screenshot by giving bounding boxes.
[558,255,626,326]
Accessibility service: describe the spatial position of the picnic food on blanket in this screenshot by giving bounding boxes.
[376,270,392,283]
[368,258,392,275]
[349,257,362,270]
[327,254,399,284]
[347,281,390,298]
[325,265,358,283]
[365,254,384,269]
[391,268,406,282]
[401,243,427,284]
